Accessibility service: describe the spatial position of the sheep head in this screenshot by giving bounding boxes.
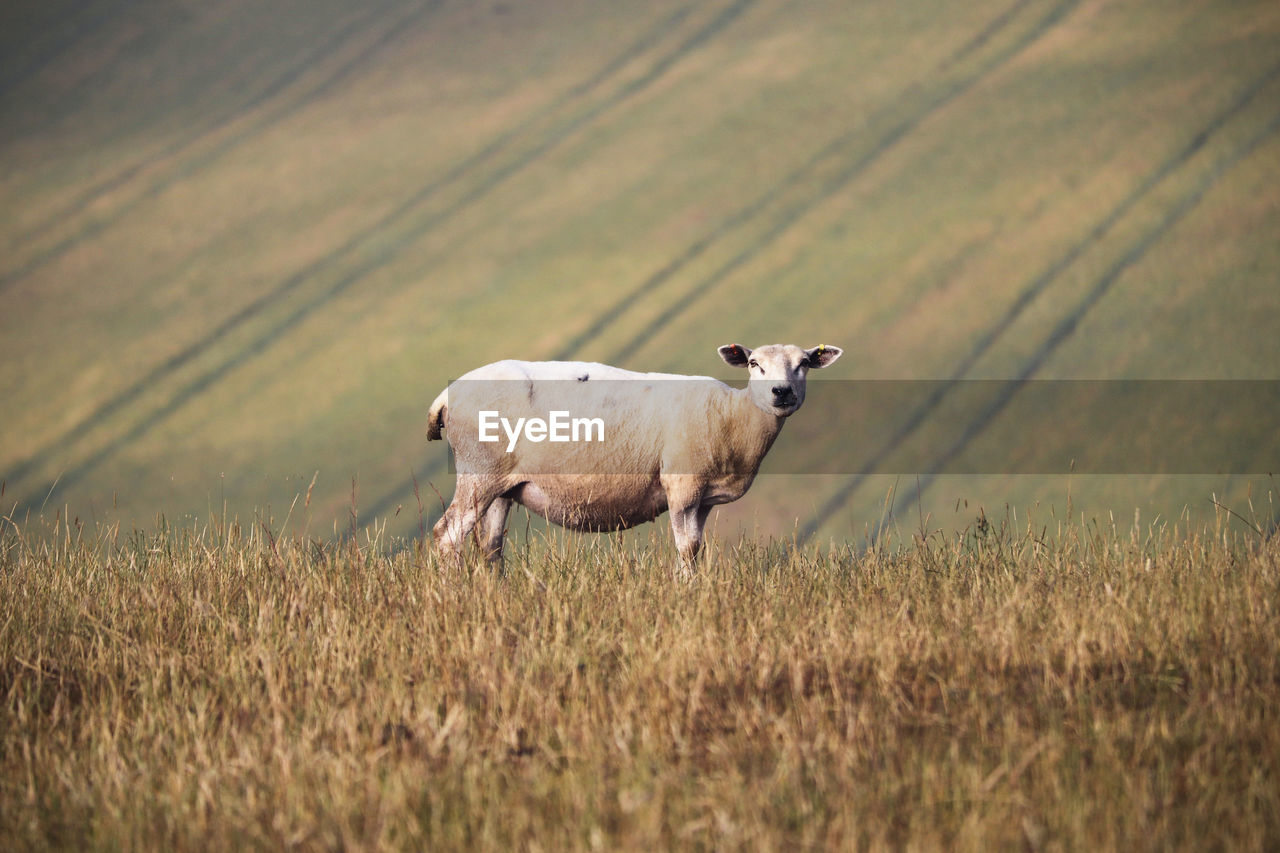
[718,342,843,417]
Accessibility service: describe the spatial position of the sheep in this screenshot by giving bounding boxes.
[425,343,842,571]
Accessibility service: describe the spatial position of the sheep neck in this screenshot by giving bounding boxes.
[725,384,787,465]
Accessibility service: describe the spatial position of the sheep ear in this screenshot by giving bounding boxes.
[718,343,752,367]
[805,344,842,368]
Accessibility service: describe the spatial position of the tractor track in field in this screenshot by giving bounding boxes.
[549,128,854,362]
[553,0,1047,363]
[799,64,1280,543]
[870,109,1280,543]
[7,1,403,251]
[7,0,753,516]
[599,0,1079,367]
[0,0,440,294]
[940,0,1035,71]
[364,0,1077,525]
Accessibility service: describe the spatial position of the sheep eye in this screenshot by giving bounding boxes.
[748,360,758,369]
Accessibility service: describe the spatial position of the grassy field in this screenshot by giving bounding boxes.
[2,0,1279,540]
[4,1,1280,847]
[2,509,1278,849]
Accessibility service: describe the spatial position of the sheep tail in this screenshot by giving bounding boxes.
[426,386,449,441]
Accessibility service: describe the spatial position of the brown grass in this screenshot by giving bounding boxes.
[2,508,1278,850]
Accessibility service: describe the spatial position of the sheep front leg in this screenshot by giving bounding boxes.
[669,503,712,578]
[432,477,497,565]
[432,502,477,563]
[479,497,512,568]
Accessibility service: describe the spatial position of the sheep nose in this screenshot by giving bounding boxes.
[772,385,794,400]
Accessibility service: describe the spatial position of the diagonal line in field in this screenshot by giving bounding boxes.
[0,0,441,293]
[554,0,1045,363]
[602,0,1079,367]
[9,0,693,264]
[878,111,1280,538]
[798,62,1280,543]
[551,131,852,362]
[8,2,399,249]
[939,0,1035,71]
[7,1,753,516]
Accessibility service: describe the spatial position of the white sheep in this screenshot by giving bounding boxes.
[426,343,842,570]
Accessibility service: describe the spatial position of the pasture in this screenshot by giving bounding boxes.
[2,0,1278,537]
[2,508,1278,849]
[3,0,1279,845]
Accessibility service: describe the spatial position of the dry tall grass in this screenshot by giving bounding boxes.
[2,506,1278,850]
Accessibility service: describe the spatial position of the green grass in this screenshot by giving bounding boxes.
[2,0,1278,539]
[3,509,1279,849]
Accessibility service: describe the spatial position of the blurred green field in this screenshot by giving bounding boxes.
[2,0,1279,541]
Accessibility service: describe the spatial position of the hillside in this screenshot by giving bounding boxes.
[2,0,1279,542]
